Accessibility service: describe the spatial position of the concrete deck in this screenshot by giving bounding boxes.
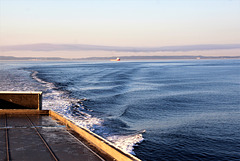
[0,92,140,161]
[0,114,104,161]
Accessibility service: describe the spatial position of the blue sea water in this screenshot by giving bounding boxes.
[0,59,239,160]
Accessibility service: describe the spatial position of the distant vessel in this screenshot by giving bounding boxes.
[110,57,120,61]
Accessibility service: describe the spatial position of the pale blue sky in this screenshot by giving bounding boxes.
[0,0,240,57]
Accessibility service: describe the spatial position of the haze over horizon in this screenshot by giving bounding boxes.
[0,0,240,58]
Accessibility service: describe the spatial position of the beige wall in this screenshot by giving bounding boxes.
[0,91,42,110]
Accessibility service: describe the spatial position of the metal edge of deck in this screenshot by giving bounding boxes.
[49,110,141,161]
[0,91,43,94]
[0,109,49,115]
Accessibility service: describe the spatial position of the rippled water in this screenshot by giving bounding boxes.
[0,59,239,160]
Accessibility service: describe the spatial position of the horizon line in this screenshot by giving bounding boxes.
[1,55,239,60]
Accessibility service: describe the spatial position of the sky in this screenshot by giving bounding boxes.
[0,0,240,58]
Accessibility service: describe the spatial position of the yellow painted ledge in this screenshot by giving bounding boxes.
[0,109,49,115]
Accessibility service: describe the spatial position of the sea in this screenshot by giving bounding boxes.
[0,59,239,161]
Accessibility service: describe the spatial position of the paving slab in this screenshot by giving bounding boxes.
[0,115,104,161]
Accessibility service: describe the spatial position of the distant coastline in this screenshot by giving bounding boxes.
[0,55,240,61]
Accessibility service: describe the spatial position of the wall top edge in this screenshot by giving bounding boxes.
[0,91,42,94]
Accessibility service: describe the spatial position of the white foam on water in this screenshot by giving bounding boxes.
[31,70,103,130]
[107,130,145,155]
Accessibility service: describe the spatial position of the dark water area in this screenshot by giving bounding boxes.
[0,59,239,160]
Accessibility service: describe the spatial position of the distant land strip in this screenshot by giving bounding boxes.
[1,43,240,52]
[1,55,240,61]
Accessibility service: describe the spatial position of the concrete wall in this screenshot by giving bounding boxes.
[0,91,42,110]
